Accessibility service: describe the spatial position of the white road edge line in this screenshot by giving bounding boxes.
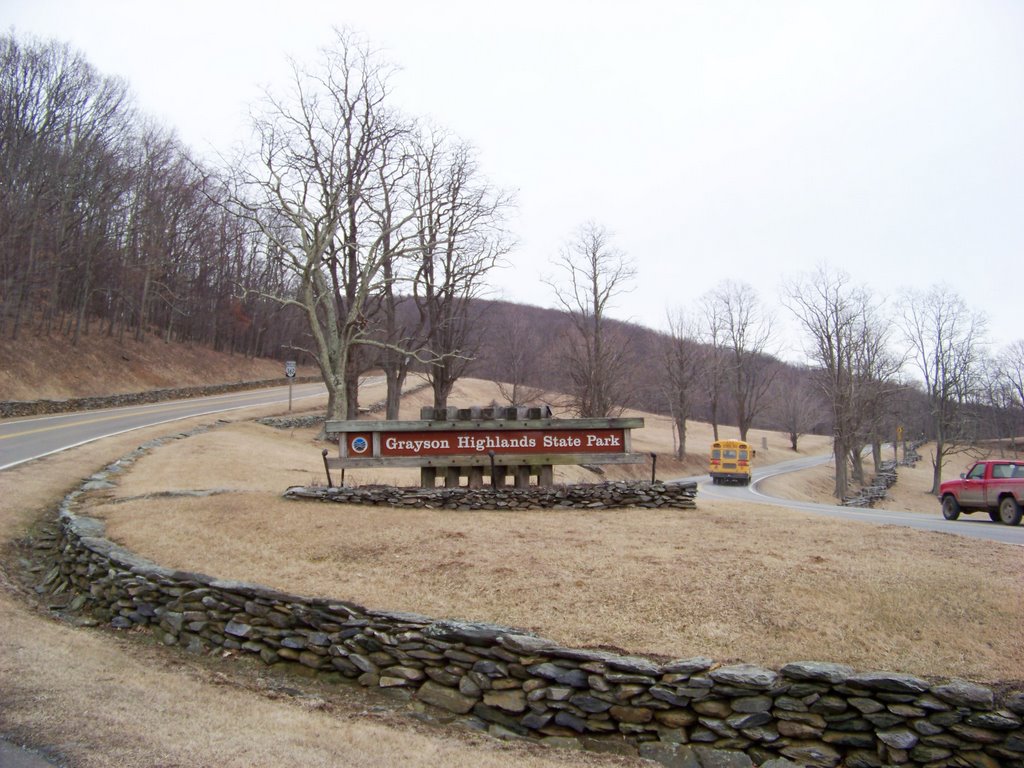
[0,394,324,471]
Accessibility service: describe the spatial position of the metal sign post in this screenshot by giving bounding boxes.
[285,360,296,411]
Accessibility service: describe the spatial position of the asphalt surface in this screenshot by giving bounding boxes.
[0,383,327,471]
[676,452,1024,546]
[0,740,60,768]
[1,383,327,766]
[3,389,1021,547]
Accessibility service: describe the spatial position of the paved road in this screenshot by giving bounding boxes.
[0,740,60,767]
[677,453,1024,546]
[4,390,1020,545]
[0,383,327,471]
[1,383,333,767]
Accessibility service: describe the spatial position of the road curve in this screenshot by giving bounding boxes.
[0,383,327,471]
[0,381,336,766]
[678,453,1024,546]
[4,393,1020,546]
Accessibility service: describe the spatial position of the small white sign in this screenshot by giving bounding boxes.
[285,360,297,378]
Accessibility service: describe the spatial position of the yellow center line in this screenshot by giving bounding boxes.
[0,399,221,442]
[1,408,181,440]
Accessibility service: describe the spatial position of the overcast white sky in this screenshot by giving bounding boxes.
[5,0,1023,360]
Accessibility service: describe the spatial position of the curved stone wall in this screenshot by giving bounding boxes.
[44,440,1024,768]
[283,481,698,510]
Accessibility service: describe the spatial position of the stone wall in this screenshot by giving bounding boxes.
[44,442,1024,768]
[843,444,925,509]
[0,376,319,418]
[283,481,698,511]
[258,379,434,430]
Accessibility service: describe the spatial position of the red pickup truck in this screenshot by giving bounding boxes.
[939,459,1024,526]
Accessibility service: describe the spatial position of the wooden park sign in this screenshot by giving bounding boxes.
[325,405,645,488]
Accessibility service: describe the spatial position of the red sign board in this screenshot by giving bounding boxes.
[352,428,626,457]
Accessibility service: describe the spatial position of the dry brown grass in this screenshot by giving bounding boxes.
[0,330,316,401]
[3,367,1023,767]
[0,589,637,768]
[0,413,640,768]
[83,381,1022,684]
[95,481,1024,684]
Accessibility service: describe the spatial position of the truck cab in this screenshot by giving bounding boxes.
[939,460,1024,526]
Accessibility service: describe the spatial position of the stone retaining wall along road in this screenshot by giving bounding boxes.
[0,376,320,418]
[44,438,1024,768]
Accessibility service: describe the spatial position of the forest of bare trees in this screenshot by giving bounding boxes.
[0,30,515,419]
[0,33,307,357]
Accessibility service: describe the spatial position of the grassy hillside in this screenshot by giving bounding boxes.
[0,332,314,401]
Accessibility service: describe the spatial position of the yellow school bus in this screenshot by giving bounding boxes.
[710,439,754,485]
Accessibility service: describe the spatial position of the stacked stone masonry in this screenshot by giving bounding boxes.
[843,443,925,509]
[283,481,699,511]
[47,444,1024,768]
[0,376,319,418]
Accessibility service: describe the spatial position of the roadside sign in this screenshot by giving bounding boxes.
[285,361,297,412]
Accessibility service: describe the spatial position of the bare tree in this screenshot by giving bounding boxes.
[997,341,1024,409]
[546,222,637,417]
[703,281,777,441]
[493,309,548,407]
[663,309,703,459]
[0,34,134,343]
[783,266,891,499]
[368,131,419,419]
[991,340,1024,451]
[900,285,987,493]
[698,298,728,440]
[0,31,341,362]
[767,365,828,451]
[230,29,413,422]
[851,304,904,476]
[411,128,514,409]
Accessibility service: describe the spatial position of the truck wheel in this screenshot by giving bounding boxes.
[941,495,961,521]
[998,496,1023,526]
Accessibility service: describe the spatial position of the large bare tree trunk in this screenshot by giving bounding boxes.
[674,415,687,460]
[849,447,864,485]
[384,368,407,419]
[833,436,849,499]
